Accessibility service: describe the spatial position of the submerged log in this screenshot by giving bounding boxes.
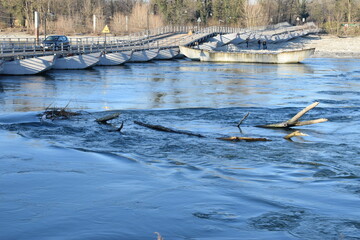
[95,113,120,124]
[257,102,328,128]
[134,121,205,138]
[217,136,271,142]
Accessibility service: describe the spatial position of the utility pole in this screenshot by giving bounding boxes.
[45,3,51,40]
[146,8,150,49]
[34,11,39,43]
[348,0,351,23]
[93,15,96,33]
[147,8,150,37]
[44,14,47,40]
[125,16,128,33]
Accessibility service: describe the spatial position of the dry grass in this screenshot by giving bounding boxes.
[243,3,267,28]
[110,3,164,34]
[53,15,83,34]
[21,3,166,36]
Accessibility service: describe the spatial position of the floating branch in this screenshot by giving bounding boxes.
[257,102,328,128]
[62,101,72,112]
[284,130,308,140]
[95,113,120,124]
[117,121,124,132]
[237,112,250,128]
[41,106,80,121]
[44,102,54,112]
[108,121,124,133]
[134,121,205,138]
[217,136,271,142]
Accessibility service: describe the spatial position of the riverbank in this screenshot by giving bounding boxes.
[255,34,360,59]
[301,34,360,58]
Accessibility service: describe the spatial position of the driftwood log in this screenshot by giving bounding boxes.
[95,113,120,124]
[257,102,328,128]
[217,136,271,142]
[134,121,205,138]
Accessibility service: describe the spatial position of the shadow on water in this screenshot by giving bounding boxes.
[176,60,315,75]
[0,72,55,81]
[0,80,3,93]
[47,67,102,78]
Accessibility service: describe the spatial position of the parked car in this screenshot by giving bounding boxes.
[41,35,71,51]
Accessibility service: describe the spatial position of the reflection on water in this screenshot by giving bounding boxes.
[178,60,315,75]
[0,74,56,111]
[0,58,358,112]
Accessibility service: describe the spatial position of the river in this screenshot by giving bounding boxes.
[0,58,359,240]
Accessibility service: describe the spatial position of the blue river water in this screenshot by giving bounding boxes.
[0,58,359,240]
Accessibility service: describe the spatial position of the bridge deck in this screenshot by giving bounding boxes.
[0,31,219,59]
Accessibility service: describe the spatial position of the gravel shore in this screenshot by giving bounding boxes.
[254,34,360,59]
[296,34,360,58]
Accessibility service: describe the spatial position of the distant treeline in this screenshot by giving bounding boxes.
[0,0,359,35]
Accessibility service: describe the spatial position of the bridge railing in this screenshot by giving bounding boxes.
[0,22,320,56]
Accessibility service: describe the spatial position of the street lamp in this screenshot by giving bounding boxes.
[44,12,55,40]
[197,17,201,31]
[147,8,150,37]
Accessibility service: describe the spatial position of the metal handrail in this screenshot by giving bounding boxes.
[0,23,320,58]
